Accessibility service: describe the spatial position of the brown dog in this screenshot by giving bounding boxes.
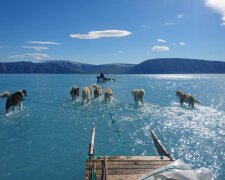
[95,87,102,98]
[82,87,92,105]
[92,84,102,98]
[104,88,113,103]
[176,90,200,108]
[0,90,27,113]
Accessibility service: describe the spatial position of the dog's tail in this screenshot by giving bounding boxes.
[0,91,11,98]
[195,99,200,104]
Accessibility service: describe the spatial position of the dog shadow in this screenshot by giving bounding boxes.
[1,108,26,120]
[123,102,145,111]
[171,101,200,111]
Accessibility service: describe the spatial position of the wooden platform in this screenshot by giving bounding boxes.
[85,155,172,180]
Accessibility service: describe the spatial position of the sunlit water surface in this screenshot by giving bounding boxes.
[0,74,224,179]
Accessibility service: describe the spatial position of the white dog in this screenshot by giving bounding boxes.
[104,88,113,103]
[131,89,145,104]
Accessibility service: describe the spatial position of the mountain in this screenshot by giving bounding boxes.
[0,58,225,74]
[0,61,134,74]
[127,58,225,74]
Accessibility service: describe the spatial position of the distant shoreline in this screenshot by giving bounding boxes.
[1,58,225,74]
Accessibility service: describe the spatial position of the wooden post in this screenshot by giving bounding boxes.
[150,130,174,161]
[89,127,95,157]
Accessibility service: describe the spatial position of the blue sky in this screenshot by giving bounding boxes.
[0,0,225,64]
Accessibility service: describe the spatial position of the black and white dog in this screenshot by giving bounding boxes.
[70,85,79,100]
[0,90,27,113]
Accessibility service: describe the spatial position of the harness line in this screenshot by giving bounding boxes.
[25,98,126,155]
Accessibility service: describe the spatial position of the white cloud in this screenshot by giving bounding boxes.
[179,42,186,46]
[152,46,170,52]
[172,43,176,46]
[27,41,59,45]
[164,22,174,25]
[177,14,184,19]
[157,39,167,43]
[221,22,225,26]
[118,50,124,53]
[69,30,132,39]
[22,46,49,51]
[205,0,225,24]
[9,53,49,60]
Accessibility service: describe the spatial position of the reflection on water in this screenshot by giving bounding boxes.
[0,74,224,179]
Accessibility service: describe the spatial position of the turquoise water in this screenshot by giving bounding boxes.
[0,74,224,179]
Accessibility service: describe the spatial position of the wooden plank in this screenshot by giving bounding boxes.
[85,156,172,179]
[106,156,170,160]
[86,168,156,176]
[108,174,143,180]
[87,156,170,161]
[86,163,170,170]
[86,160,171,166]
[109,168,156,175]
[86,174,143,180]
[111,160,170,165]
[87,164,168,170]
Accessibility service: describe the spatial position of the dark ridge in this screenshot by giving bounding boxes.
[0,58,225,74]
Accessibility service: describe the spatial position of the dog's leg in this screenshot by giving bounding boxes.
[19,102,23,110]
[82,92,85,105]
[82,96,85,105]
[141,97,144,104]
[6,99,11,113]
[133,95,137,104]
[180,98,184,106]
[5,105,9,113]
[136,96,139,104]
[191,101,194,108]
[70,91,73,100]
